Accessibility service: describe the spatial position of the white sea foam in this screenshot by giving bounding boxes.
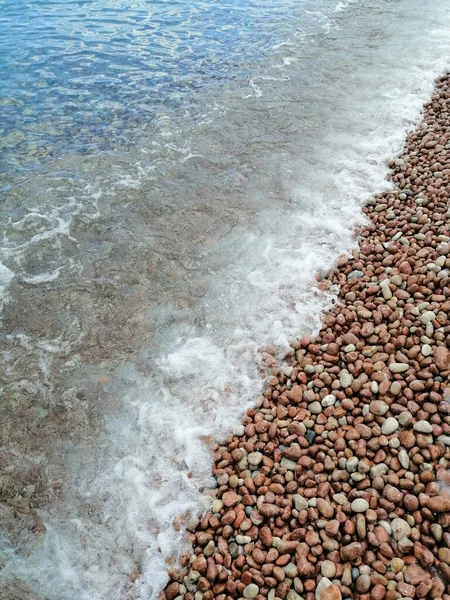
[0,262,14,322]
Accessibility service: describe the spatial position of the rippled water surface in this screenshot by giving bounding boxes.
[2,0,450,599]
[1,0,309,177]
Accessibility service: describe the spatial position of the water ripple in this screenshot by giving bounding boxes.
[0,0,305,176]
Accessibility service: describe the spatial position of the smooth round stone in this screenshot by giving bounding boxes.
[347,270,364,279]
[398,411,413,427]
[422,344,433,357]
[212,499,224,513]
[243,584,260,599]
[204,540,215,556]
[351,498,369,513]
[391,518,411,541]
[229,475,239,488]
[340,370,354,388]
[391,558,405,572]
[346,457,359,473]
[236,535,251,544]
[414,420,433,433]
[390,381,402,395]
[371,463,388,477]
[321,394,336,407]
[382,286,393,300]
[321,560,337,578]
[421,310,436,324]
[356,574,371,593]
[389,362,409,373]
[333,493,347,505]
[280,457,297,471]
[293,494,308,511]
[284,563,298,578]
[309,401,322,415]
[248,452,263,466]
[398,449,410,469]
[370,400,389,416]
[381,417,399,435]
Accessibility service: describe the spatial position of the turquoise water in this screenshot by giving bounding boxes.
[0,0,304,177]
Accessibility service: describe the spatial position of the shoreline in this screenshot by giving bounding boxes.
[160,73,450,600]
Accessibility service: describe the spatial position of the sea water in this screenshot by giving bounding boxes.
[1,0,450,598]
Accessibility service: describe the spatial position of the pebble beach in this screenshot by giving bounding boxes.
[161,73,450,600]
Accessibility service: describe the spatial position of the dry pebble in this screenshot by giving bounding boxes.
[162,74,450,600]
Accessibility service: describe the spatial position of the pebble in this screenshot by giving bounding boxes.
[398,449,410,469]
[284,563,298,578]
[421,343,433,356]
[243,584,259,599]
[435,345,450,370]
[340,369,353,388]
[292,494,308,511]
[321,394,336,407]
[309,401,322,414]
[280,457,297,471]
[340,542,363,561]
[381,417,399,435]
[382,286,392,300]
[351,498,369,513]
[420,310,436,324]
[321,560,336,578]
[369,400,389,416]
[222,491,239,507]
[317,498,334,518]
[388,362,409,373]
[389,381,402,395]
[316,578,342,600]
[391,518,411,541]
[236,535,251,544]
[346,457,359,473]
[356,574,371,593]
[391,558,404,572]
[413,420,433,433]
[333,493,347,505]
[247,452,263,466]
[347,270,364,279]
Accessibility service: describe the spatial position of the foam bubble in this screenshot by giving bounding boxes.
[0,263,14,321]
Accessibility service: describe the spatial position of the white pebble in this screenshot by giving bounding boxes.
[381,417,399,435]
[413,420,433,433]
[351,498,369,513]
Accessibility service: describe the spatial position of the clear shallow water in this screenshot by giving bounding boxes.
[1,0,307,178]
[2,0,450,599]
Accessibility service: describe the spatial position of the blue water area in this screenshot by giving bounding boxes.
[0,0,303,175]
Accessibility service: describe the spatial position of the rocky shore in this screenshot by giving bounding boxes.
[160,74,450,600]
